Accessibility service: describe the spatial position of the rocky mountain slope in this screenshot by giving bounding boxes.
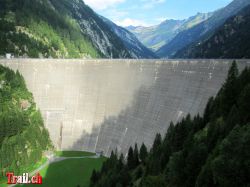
[0,0,133,58]
[101,16,157,59]
[175,4,250,58]
[156,0,250,58]
[127,12,212,51]
[127,20,184,51]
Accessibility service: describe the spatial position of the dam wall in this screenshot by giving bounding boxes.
[1,59,249,156]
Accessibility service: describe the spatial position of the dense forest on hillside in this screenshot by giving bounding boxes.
[0,65,51,177]
[90,61,250,187]
[176,5,250,58]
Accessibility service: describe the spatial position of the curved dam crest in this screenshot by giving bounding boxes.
[1,59,249,156]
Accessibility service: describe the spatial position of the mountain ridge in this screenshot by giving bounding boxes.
[156,0,250,58]
[175,4,250,59]
[101,16,157,59]
[127,12,213,51]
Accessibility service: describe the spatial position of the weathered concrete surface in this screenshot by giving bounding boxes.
[1,59,249,156]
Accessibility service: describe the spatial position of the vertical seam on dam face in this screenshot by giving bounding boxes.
[1,59,249,156]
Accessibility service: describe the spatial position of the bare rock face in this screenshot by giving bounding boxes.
[1,59,249,156]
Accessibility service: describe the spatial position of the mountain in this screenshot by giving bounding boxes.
[127,20,184,51]
[101,16,157,59]
[127,13,212,51]
[180,12,214,31]
[0,0,132,58]
[90,62,250,187]
[126,25,138,31]
[157,0,250,58]
[175,5,250,58]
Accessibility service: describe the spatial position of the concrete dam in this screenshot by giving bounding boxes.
[1,59,249,156]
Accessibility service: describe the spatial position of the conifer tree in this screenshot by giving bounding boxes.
[221,61,239,116]
[134,144,140,167]
[151,133,162,155]
[127,146,134,170]
[139,143,148,164]
[90,170,98,186]
[118,153,124,170]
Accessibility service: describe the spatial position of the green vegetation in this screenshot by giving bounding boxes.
[0,65,52,184]
[90,61,250,187]
[55,151,95,157]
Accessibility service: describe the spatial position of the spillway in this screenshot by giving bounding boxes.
[1,59,249,156]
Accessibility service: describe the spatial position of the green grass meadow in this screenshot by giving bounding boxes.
[55,151,96,157]
[23,157,106,187]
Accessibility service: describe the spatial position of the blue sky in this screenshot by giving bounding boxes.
[84,0,233,27]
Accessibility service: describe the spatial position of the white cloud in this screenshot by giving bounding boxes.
[84,0,125,10]
[115,18,149,27]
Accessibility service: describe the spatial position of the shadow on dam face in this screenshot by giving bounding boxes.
[1,59,249,156]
